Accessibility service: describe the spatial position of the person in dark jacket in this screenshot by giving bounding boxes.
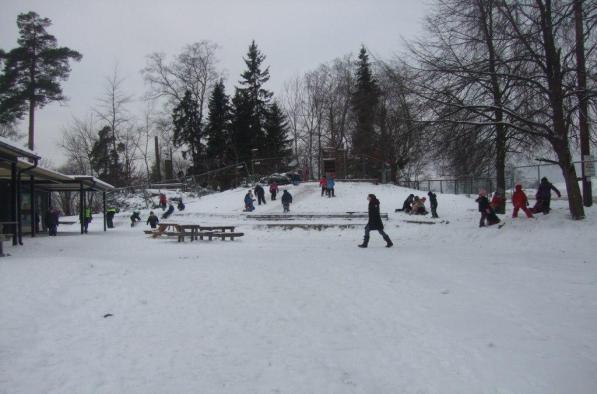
[146,211,159,229]
[106,207,116,228]
[162,204,175,219]
[476,189,490,227]
[427,191,439,218]
[532,177,561,214]
[281,190,293,212]
[359,194,393,248]
[45,208,60,236]
[177,200,185,211]
[130,211,141,227]
[254,184,266,205]
[396,194,415,213]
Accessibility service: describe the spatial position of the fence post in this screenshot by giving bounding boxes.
[537,165,541,186]
[428,180,431,191]
[440,180,443,194]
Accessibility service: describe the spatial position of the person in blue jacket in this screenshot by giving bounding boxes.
[244,190,255,212]
[326,175,335,197]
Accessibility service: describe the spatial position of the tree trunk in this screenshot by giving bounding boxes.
[553,138,584,219]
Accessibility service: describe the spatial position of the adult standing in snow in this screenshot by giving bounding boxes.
[244,190,255,212]
[512,184,534,219]
[532,177,561,214]
[281,190,293,212]
[45,208,60,236]
[427,191,439,218]
[146,211,159,229]
[358,194,393,248]
[269,182,279,201]
[254,184,266,205]
[319,176,327,196]
[106,207,116,228]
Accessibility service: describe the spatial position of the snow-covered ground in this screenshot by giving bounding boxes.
[1,182,596,393]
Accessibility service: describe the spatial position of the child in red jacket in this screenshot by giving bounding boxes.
[512,184,534,219]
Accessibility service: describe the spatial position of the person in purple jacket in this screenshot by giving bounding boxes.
[531,177,561,214]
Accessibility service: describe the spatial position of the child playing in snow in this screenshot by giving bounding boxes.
[511,184,534,219]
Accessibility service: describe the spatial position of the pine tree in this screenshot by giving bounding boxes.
[351,46,380,176]
[263,102,291,172]
[231,41,274,162]
[172,90,203,171]
[205,79,231,167]
[0,12,82,150]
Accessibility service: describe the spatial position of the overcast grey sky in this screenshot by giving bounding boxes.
[0,0,429,163]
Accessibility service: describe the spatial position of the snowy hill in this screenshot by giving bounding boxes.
[1,182,596,393]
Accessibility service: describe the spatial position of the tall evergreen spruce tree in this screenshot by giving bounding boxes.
[90,126,123,186]
[172,90,203,171]
[231,41,273,162]
[263,102,291,172]
[0,12,82,150]
[205,79,231,167]
[351,46,380,176]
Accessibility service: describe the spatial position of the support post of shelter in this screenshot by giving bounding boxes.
[103,192,106,232]
[11,162,17,246]
[17,169,22,245]
[79,182,84,234]
[30,175,36,237]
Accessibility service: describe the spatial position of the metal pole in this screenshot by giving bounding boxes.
[537,165,541,186]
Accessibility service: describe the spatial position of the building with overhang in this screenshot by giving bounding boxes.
[0,136,114,249]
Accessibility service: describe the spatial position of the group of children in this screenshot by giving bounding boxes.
[396,191,439,218]
[244,186,293,212]
[476,177,561,227]
[319,176,336,197]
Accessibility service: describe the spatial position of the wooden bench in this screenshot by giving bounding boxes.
[212,232,244,240]
[0,234,12,257]
[199,226,235,232]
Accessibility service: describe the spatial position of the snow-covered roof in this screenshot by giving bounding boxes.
[0,136,40,160]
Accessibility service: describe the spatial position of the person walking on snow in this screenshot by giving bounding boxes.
[512,184,534,219]
[281,190,293,212]
[358,194,393,248]
[146,211,159,229]
[269,182,279,201]
[254,184,266,205]
[319,176,327,197]
[106,207,116,228]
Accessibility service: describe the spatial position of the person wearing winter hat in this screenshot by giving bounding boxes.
[427,191,439,218]
[512,184,534,219]
[359,194,393,248]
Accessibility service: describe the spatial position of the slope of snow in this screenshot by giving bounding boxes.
[1,182,596,393]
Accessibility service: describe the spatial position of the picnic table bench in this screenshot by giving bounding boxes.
[146,223,243,242]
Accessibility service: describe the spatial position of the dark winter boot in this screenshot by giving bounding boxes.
[358,236,369,248]
[383,235,393,248]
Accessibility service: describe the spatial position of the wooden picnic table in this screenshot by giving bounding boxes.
[146,223,242,242]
